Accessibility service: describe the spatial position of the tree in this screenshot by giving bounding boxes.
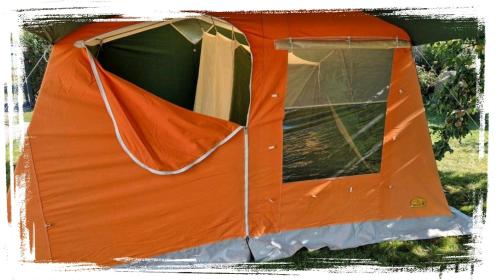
[20,30,51,110]
[415,39,485,160]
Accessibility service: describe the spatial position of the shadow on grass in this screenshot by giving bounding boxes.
[440,171,487,217]
[253,235,475,271]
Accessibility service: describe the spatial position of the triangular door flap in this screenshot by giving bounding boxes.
[87,50,242,174]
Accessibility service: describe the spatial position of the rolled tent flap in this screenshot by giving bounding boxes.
[194,32,238,121]
[87,50,242,174]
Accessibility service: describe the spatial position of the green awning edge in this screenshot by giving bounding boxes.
[21,14,119,44]
[20,9,484,45]
[365,9,484,45]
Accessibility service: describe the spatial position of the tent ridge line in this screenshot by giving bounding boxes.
[83,47,244,176]
[170,21,200,45]
[83,15,247,47]
[84,21,175,46]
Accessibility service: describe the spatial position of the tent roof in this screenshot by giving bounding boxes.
[366,9,483,45]
[22,9,483,45]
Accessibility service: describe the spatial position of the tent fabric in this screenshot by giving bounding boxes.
[249,207,471,262]
[86,47,242,173]
[13,11,471,266]
[171,18,213,44]
[115,238,252,267]
[209,11,451,237]
[366,9,483,45]
[97,24,202,110]
[194,32,238,121]
[275,39,412,50]
[113,207,471,266]
[14,22,247,264]
[284,47,394,107]
[95,19,251,125]
[230,46,252,126]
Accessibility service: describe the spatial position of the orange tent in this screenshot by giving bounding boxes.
[13,11,471,266]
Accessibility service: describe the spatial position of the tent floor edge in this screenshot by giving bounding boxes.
[248,207,472,262]
[112,237,251,269]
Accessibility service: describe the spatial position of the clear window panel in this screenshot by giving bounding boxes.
[283,43,394,183]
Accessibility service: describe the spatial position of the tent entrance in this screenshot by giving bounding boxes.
[76,18,252,175]
[89,17,251,126]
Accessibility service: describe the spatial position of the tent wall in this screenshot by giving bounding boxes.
[211,11,451,236]
[14,12,465,265]
[17,21,247,265]
[12,140,52,261]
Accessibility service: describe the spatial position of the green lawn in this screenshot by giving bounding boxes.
[3,111,32,125]
[23,111,33,122]
[4,111,32,186]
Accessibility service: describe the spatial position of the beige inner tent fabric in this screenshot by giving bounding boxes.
[194,32,237,120]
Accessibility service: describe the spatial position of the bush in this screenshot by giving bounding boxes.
[415,39,485,160]
[20,31,51,110]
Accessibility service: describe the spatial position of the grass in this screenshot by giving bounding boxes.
[3,111,32,125]
[23,111,33,122]
[435,130,488,217]
[4,111,32,186]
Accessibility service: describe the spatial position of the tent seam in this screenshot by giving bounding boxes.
[244,127,249,237]
[171,22,201,45]
[25,135,53,259]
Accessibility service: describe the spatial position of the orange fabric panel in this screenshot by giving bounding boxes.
[10,139,52,261]
[214,11,449,236]
[23,37,245,264]
[277,48,451,232]
[379,48,451,218]
[94,55,239,171]
[285,12,409,39]
[280,174,384,228]
[248,14,289,235]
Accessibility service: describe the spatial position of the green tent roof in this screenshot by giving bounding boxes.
[22,9,483,45]
[366,9,483,45]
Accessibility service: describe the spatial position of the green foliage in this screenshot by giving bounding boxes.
[5,113,32,187]
[20,31,51,109]
[416,39,485,160]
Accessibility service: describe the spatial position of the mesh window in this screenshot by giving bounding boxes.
[282,42,394,183]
